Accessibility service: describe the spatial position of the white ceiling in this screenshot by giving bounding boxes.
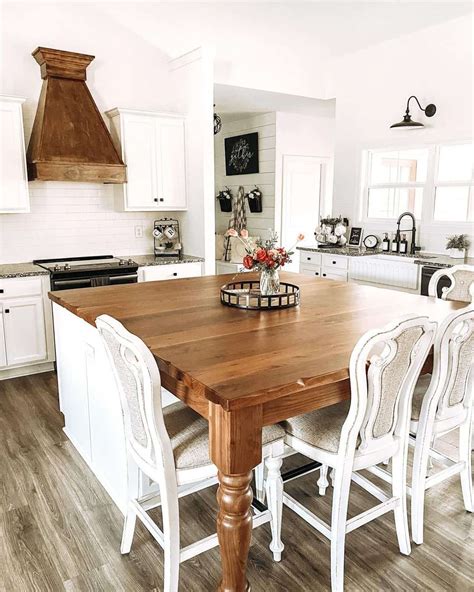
[214,84,336,120]
[99,1,472,59]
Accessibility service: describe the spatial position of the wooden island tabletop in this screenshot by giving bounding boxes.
[49,272,463,415]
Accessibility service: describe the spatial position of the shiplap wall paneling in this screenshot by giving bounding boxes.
[214,113,276,241]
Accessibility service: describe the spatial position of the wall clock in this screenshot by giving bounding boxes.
[363,234,379,249]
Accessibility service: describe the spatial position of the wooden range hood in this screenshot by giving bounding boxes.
[27,47,126,183]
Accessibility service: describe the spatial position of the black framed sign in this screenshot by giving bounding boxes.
[348,227,363,247]
[225,132,259,176]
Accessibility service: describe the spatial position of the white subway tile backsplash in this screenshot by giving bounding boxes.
[0,182,157,263]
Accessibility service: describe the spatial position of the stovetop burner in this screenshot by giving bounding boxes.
[34,255,137,274]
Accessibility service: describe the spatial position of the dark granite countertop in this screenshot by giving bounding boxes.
[297,245,473,269]
[119,254,204,267]
[0,263,50,279]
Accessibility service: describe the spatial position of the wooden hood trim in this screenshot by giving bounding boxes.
[27,47,126,184]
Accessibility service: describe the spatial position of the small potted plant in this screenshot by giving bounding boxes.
[446,234,470,259]
[217,187,233,212]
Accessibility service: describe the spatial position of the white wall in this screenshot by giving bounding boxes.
[331,15,473,254]
[170,48,215,274]
[0,3,212,264]
[214,113,276,240]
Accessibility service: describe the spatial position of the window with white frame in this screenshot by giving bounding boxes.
[363,148,428,220]
[433,143,474,222]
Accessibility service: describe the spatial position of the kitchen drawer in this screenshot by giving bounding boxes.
[321,267,348,281]
[0,277,43,298]
[299,250,322,266]
[139,262,202,282]
[321,254,349,271]
[300,264,322,278]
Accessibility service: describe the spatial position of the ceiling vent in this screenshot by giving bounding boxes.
[26,47,126,183]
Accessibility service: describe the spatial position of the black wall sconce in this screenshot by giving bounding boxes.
[390,96,437,129]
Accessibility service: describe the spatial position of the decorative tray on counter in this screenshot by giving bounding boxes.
[220,280,300,310]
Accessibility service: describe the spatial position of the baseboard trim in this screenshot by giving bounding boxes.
[0,361,55,381]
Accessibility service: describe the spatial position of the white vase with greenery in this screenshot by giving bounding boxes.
[446,234,470,259]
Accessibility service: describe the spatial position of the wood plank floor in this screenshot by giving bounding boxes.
[0,372,472,591]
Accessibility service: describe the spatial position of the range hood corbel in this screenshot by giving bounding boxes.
[27,47,126,184]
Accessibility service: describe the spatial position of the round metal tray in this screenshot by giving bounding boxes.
[220,280,300,310]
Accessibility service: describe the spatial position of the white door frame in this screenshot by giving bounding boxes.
[278,154,331,247]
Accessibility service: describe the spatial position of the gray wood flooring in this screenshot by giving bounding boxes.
[0,372,472,591]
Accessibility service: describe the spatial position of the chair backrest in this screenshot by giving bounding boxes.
[339,315,437,457]
[428,265,474,303]
[422,306,474,423]
[96,314,175,478]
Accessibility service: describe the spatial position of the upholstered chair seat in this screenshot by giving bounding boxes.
[164,402,285,470]
[281,401,351,454]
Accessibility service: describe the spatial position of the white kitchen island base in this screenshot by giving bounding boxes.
[53,303,177,513]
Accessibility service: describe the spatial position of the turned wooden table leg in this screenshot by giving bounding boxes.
[209,403,263,592]
[217,471,253,592]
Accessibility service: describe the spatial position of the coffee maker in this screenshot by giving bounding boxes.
[153,218,182,258]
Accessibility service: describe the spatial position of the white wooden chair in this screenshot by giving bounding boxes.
[428,264,474,303]
[265,315,436,592]
[96,314,285,592]
[410,306,474,544]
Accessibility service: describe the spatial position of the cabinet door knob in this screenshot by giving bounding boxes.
[154,198,158,202]
[159,198,164,202]
[172,272,178,277]
[4,309,9,313]
[332,260,336,264]
[322,274,326,277]
[315,272,319,276]
[307,257,311,261]
[0,289,3,293]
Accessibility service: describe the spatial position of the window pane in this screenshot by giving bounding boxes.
[437,144,474,182]
[370,149,428,184]
[368,187,423,219]
[434,186,470,221]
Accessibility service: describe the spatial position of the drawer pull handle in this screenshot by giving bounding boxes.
[332,261,336,264]
[307,257,311,261]
[0,289,3,293]
[322,274,327,277]
[159,198,164,202]
[4,309,9,313]
[315,272,319,276]
[173,272,178,277]
[154,198,158,202]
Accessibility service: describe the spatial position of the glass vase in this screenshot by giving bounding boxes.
[260,267,280,295]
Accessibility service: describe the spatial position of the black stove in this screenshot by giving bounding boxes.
[34,255,139,291]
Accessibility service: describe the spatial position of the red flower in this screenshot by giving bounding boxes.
[243,255,254,270]
[266,259,276,268]
[256,248,267,262]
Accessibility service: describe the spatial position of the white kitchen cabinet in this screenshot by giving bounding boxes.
[0,276,55,378]
[0,96,29,213]
[107,108,187,212]
[138,262,202,282]
[2,297,47,365]
[0,311,7,368]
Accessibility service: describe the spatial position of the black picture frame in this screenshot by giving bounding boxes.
[348,227,363,247]
[225,132,259,176]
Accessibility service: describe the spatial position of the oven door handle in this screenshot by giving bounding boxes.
[52,278,92,289]
[109,273,138,283]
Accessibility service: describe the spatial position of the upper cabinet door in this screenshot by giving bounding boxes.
[156,118,187,210]
[106,109,187,212]
[121,114,158,211]
[0,97,30,213]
